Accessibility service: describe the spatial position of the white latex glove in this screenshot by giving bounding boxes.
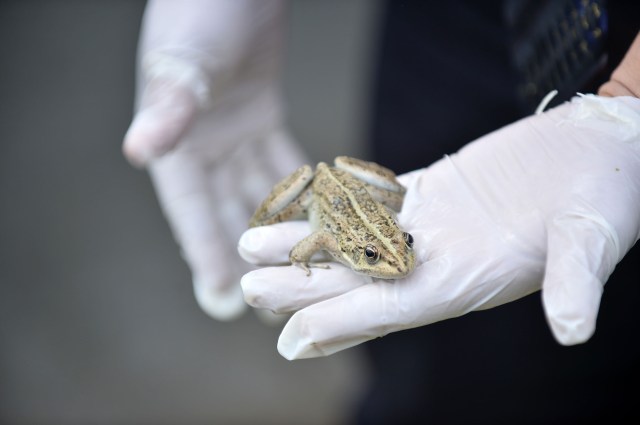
[123,0,306,320]
[239,94,640,359]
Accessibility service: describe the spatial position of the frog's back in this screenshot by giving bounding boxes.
[312,163,394,245]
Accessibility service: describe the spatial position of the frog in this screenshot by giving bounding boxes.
[249,156,416,279]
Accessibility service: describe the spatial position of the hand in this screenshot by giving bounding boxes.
[599,33,640,98]
[239,94,640,359]
[123,0,306,320]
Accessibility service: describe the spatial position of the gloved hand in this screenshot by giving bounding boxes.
[239,94,640,359]
[123,0,306,320]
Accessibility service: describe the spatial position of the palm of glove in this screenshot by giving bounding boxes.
[240,95,640,359]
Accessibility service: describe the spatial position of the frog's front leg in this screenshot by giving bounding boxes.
[289,231,340,276]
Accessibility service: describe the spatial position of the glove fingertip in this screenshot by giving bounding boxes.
[546,312,596,345]
[122,133,154,168]
[238,222,312,265]
[123,90,199,166]
[277,313,317,360]
[277,304,377,360]
[237,228,270,264]
[277,336,304,361]
[239,270,268,308]
[193,276,247,321]
[123,110,184,166]
[542,279,602,345]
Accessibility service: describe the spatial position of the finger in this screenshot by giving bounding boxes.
[149,155,246,320]
[274,248,544,360]
[238,221,311,265]
[276,281,409,360]
[241,264,370,313]
[193,269,247,321]
[123,80,199,167]
[208,153,255,247]
[542,214,618,345]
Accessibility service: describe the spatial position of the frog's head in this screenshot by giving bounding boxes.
[350,230,416,279]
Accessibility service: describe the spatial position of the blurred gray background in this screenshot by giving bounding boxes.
[0,1,382,423]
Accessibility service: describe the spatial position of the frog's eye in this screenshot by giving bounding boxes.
[364,245,380,264]
[403,232,414,249]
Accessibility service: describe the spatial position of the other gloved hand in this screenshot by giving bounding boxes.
[123,0,306,320]
[239,94,640,359]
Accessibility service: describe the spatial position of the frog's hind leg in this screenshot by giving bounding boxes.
[361,183,406,212]
[249,165,313,227]
[289,231,339,276]
[334,156,406,212]
[334,156,405,193]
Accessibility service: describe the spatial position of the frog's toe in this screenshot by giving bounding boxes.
[292,261,312,276]
[292,261,331,276]
[310,262,331,271]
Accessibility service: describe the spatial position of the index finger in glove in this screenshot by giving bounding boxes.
[241,263,371,314]
[238,221,311,265]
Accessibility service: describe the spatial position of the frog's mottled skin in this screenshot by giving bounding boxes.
[249,156,415,279]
